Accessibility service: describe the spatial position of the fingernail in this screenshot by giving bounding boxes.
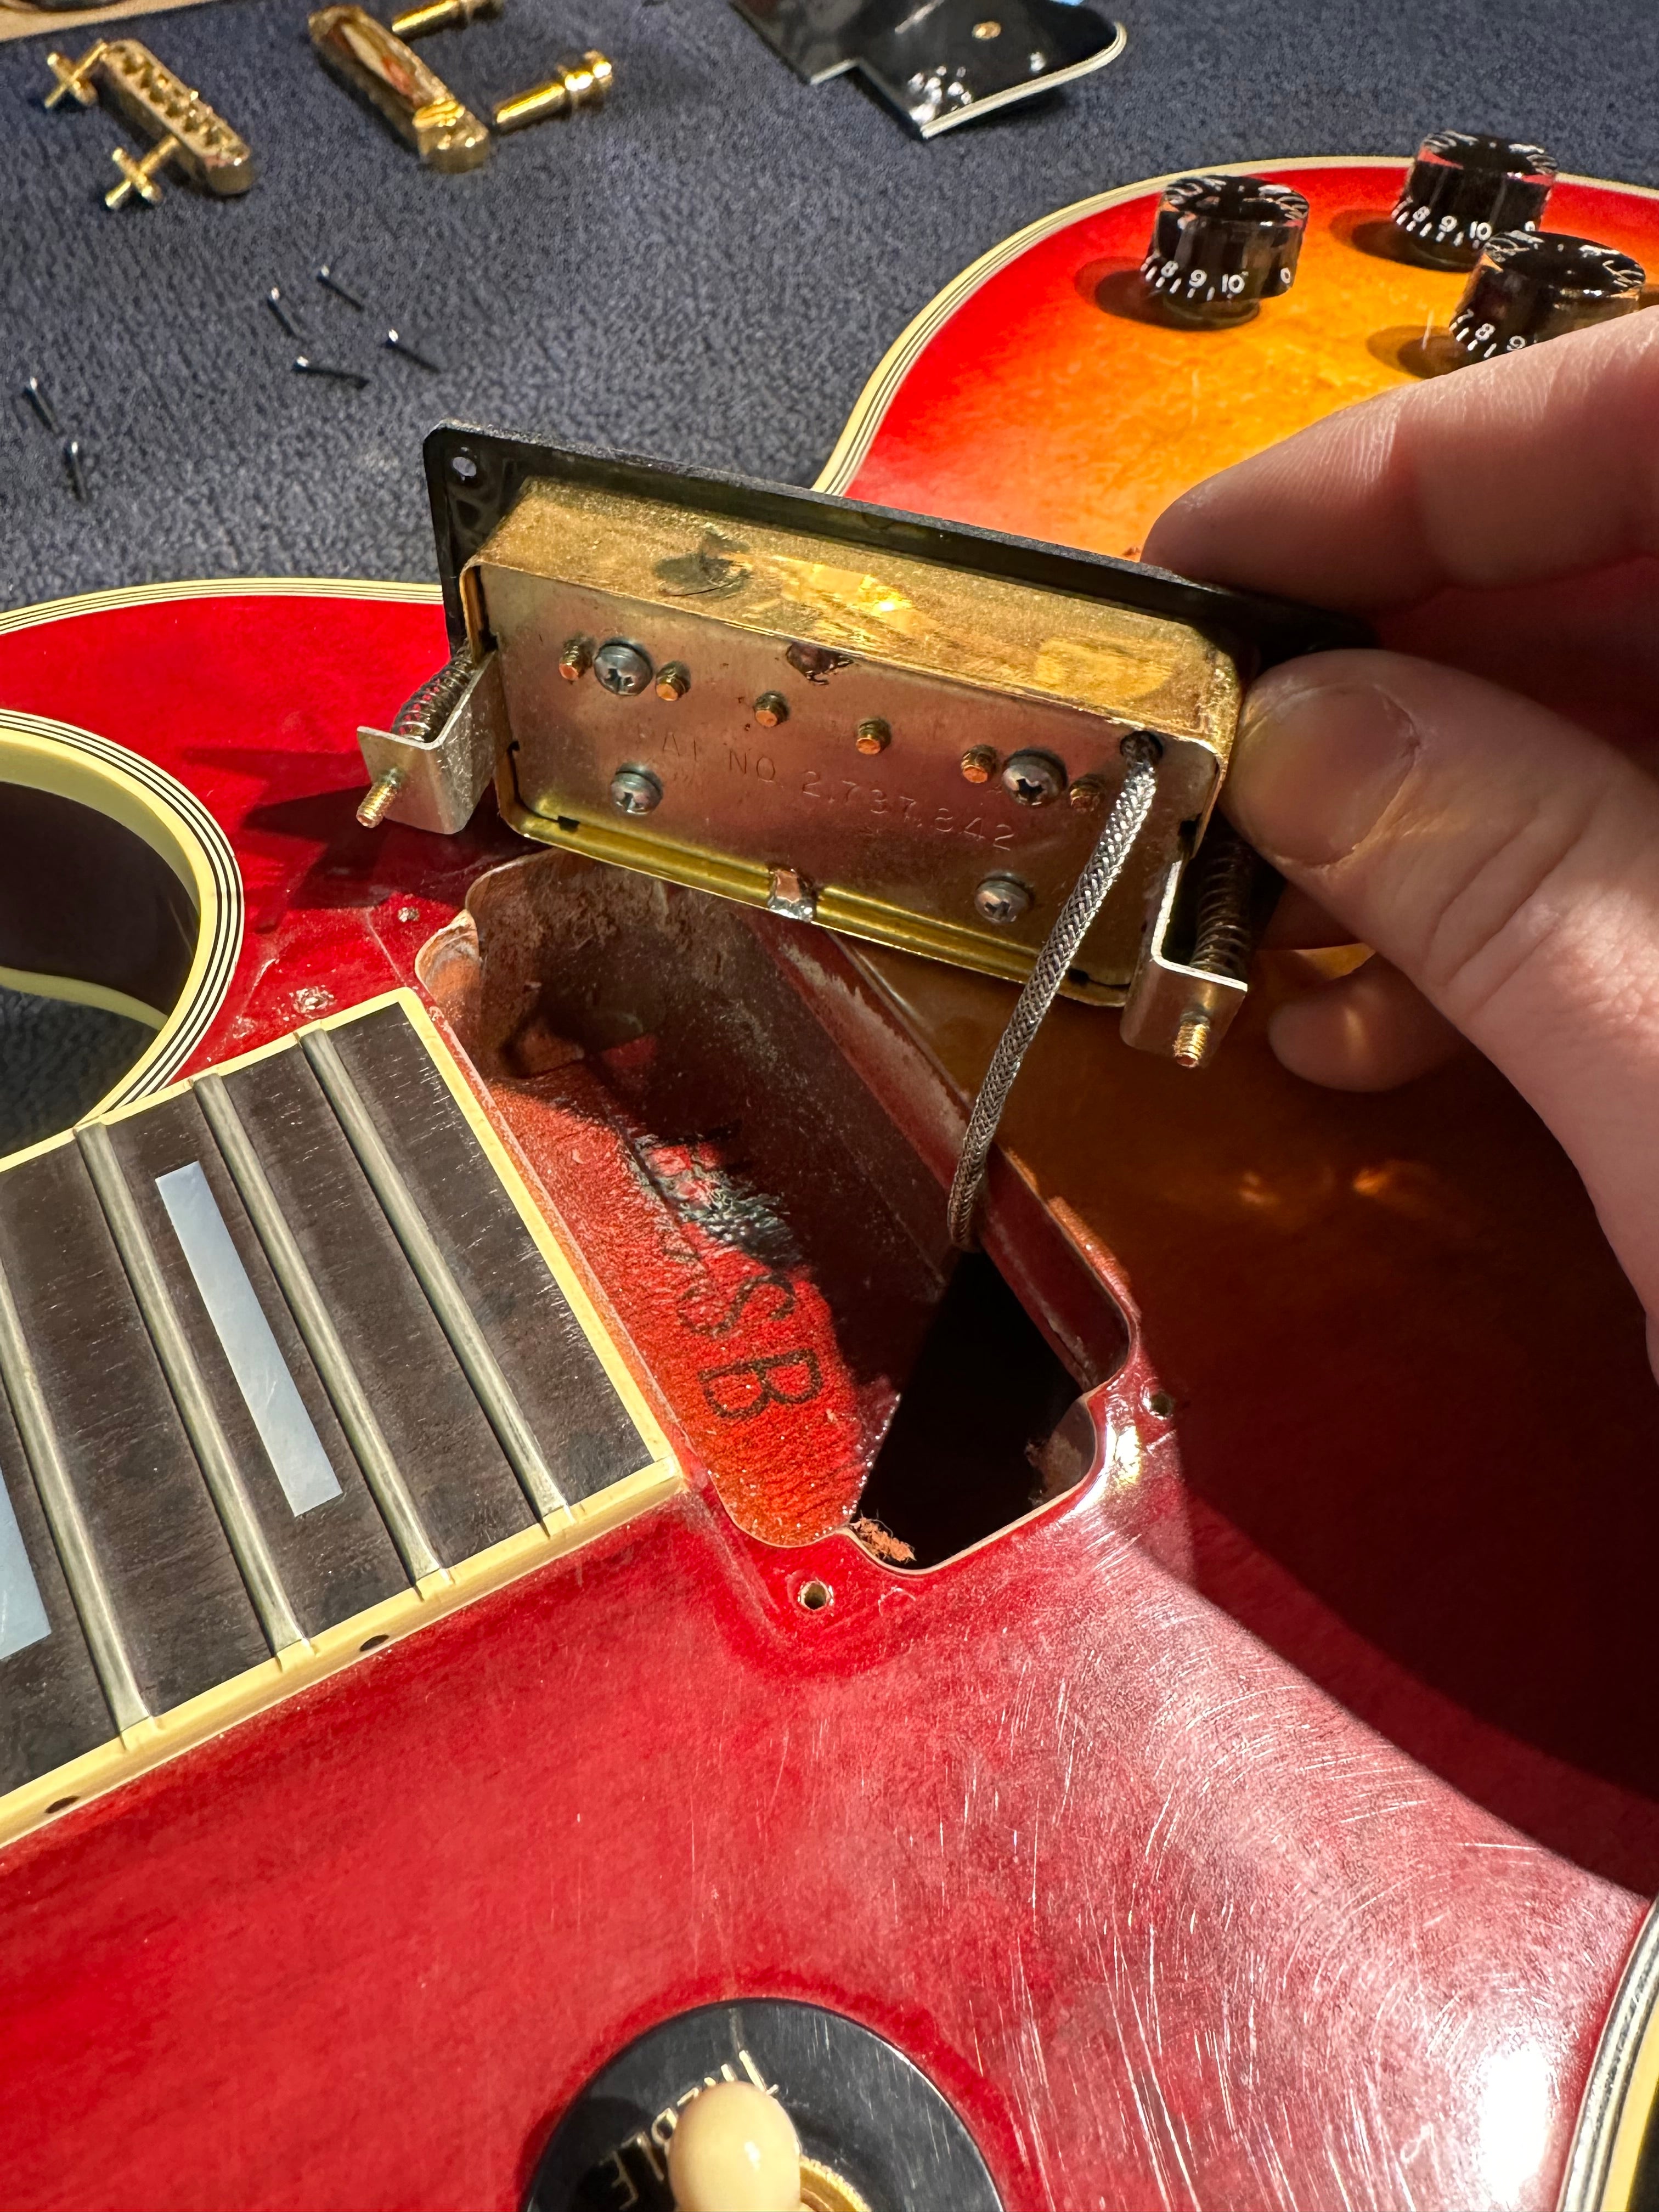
[1228,670,1418,867]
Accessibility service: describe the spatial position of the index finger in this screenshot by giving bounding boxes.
[1143,308,1659,610]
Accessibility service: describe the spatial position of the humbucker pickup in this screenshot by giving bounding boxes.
[357,432,1364,1065]
[0,991,677,1851]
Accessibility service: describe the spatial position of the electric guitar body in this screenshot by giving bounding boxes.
[2,160,1659,2212]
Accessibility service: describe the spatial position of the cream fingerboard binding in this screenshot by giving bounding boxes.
[0,989,679,1849]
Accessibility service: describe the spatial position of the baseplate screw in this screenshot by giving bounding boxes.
[974,873,1032,925]
[610,765,662,816]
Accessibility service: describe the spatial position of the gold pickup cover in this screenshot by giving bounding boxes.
[462,476,1242,1004]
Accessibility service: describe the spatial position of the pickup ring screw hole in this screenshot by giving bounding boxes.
[450,452,478,482]
[798,1578,833,1613]
[360,1633,390,1652]
[1146,1390,1175,1419]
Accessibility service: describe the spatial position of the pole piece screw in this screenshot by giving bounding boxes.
[754,692,788,727]
[1068,775,1107,811]
[558,636,595,682]
[854,717,890,757]
[654,662,690,702]
[960,746,997,785]
[974,873,1032,925]
[610,766,662,816]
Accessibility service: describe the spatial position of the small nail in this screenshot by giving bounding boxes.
[383,327,442,371]
[1232,671,1418,868]
[24,375,60,434]
[266,286,303,340]
[294,356,370,389]
[316,263,364,309]
[63,438,88,501]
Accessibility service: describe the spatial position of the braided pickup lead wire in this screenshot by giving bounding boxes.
[947,734,1161,1250]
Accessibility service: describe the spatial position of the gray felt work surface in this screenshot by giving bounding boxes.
[1,0,1656,608]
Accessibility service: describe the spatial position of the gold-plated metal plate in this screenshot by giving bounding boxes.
[468,478,1240,1002]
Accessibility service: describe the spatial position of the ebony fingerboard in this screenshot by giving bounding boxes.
[0,992,676,1842]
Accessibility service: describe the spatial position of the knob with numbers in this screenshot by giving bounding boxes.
[1390,131,1557,269]
[1139,174,1310,325]
[1448,230,1646,364]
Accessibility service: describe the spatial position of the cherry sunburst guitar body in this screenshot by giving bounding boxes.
[2,159,1659,2212]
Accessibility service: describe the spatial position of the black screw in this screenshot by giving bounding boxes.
[22,376,60,434]
[294,356,370,389]
[315,263,365,309]
[266,286,303,340]
[384,328,442,371]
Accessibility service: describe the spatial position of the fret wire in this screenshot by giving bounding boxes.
[76,1124,307,1657]
[194,1071,443,1583]
[300,1028,569,1523]
[0,1239,148,1732]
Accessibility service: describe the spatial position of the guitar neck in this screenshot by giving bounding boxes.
[0,991,677,1846]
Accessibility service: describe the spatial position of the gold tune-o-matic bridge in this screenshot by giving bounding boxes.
[308,5,491,172]
[44,41,253,208]
[358,432,1365,1065]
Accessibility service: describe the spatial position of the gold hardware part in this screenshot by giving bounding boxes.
[960,744,996,784]
[390,0,501,36]
[1173,1008,1214,1068]
[44,42,108,109]
[654,662,690,702]
[1068,774,1107,810]
[754,691,788,727]
[105,133,177,208]
[490,49,613,132]
[973,19,1002,36]
[50,41,252,199]
[357,767,405,827]
[469,473,1237,1007]
[309,5,491,172]
[854,717,890,757]
[558,636,594,681]
[799,2155,877,2212]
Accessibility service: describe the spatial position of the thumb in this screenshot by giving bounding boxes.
[1226,649,1659,1359]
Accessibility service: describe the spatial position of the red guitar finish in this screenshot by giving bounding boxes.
[2,158,1658,2212]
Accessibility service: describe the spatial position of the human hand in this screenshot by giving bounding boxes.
[1144,311,1659,1378]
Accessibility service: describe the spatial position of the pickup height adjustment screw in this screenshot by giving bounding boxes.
[854,717,890,757]
[595,640,653,696]
[1001,749,1065,806]
[558,636,595,681]
[654,662,690,702]
[754,692,789,727]
[960,746,997,785]
[610,765,662,816]
[974,873,1032,925]
[357,767,405,828]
